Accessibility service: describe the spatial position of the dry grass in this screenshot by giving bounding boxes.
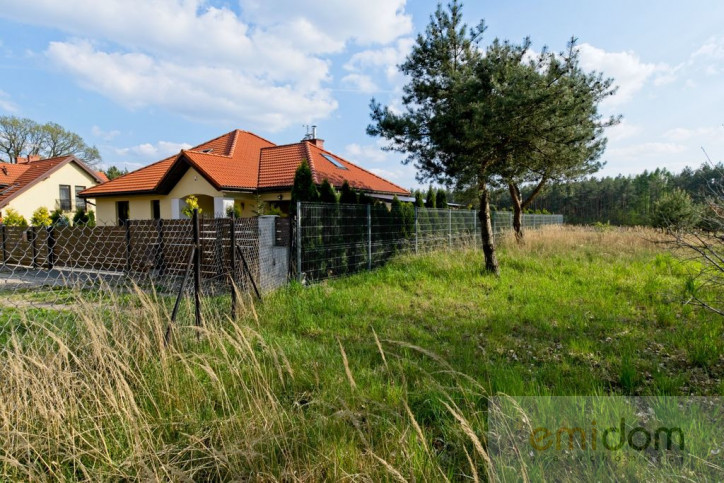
[500,224,667,254]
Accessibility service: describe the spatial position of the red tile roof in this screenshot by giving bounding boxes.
[82,129,410,197]
[0,156,104,209]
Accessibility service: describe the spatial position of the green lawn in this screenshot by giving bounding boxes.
[257,227,722,398]
[0,226,721,480]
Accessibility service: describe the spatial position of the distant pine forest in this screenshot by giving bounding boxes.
[484,162,723,226]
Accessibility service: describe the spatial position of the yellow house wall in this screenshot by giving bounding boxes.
[94,195,173,225]
[2,162,100,221]
[94,167,224,224]
[168,167,222,199]
[91,169,297,223]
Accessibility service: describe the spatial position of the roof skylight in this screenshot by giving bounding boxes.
[321,153,347,170]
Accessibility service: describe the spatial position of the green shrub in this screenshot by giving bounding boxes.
[226,203,243,218]
[73,208,96,227]
[650,188,699,230]
[2,208,28,227]
[50,208,71,227]
[30,207,52,227]
[182,195,202,218]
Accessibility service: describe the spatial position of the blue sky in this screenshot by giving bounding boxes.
[0,0,722,190]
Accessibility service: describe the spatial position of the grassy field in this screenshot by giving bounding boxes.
[0,226,722,480]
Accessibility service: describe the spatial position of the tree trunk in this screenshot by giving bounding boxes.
[508,177,548,244]
[508,182,524,243]
[479,183,500,275]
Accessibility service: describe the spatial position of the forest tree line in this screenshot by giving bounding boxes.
[476,161,723,226]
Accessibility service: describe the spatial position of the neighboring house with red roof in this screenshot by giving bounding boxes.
[81,129,411,225]
[0,155,107,222]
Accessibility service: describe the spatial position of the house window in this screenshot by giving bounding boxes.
[75,186,86,211]
[59,185,71,211]
[321,153,348,170]
[151,200,161,220]
[117,201,130,225]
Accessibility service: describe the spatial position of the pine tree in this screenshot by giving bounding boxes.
[425,186,437,208]
[291,160,319,203]
[436,188,448,208]
[318,179,339,204]
[339,181,358,204]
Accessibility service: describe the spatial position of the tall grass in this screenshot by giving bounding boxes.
[0,226,721,480]
[0,287,492,480]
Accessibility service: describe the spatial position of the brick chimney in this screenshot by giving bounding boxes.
[308,138,324,149]
[16,156,28,164]
[302,125,324,148]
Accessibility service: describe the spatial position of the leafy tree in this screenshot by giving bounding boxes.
[31,207,52,227]
[0,116,101,166]
[650,188,699,231]
[0,117,33,165]
[436,188,448,208]
[105,166,128,180]
[339,181,358,204]
[425,186,437,208]
[319,179,339,203]
[368,1,502,272]
[182,195,202,218]
[2,208,28,227]
[291,160,319,204]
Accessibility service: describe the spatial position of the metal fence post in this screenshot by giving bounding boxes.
[1,225,6,265]
[125,220,132,273]
[472,210,477,244]
[448,209,452,248]
[31,226,37,269]
[296,201,302,282]
[229,212,237,320]
[414,206,418,255]
[193,209,201,328]
[367,204,372,270]
[47,225,55,270]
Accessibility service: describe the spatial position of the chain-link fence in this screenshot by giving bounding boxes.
[295,202,564,282]
[491,211,565,234]
[0,213,291,317]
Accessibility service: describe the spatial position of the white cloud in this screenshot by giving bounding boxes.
[0,0,412,130]
[115,140,192,159]
[605,120,642,142]
[341,74,378,93]
[46,40,337,130]
[692,36,724,61]
[344,37,414,85]
[239,0,412,47]
[0,89,17,113]
[608,142,687,160]
[91,125,121,141]
[345,140,396,164]
[663,127,718,142]
[576,43,672,106]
